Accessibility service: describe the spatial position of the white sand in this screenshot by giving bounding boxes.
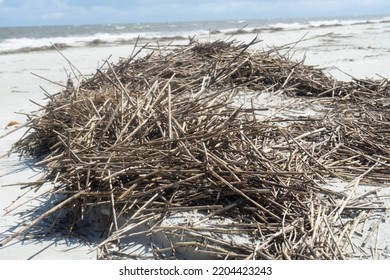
[1,21,390,259]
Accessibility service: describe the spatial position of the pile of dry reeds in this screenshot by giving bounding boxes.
[1,38,388,259]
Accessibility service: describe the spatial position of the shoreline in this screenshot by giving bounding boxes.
[1,23,390,260]
[1,14,390,55]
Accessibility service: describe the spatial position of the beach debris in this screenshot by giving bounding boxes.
[1,38,388,259]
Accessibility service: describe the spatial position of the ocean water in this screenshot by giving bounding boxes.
[0,15,389,55]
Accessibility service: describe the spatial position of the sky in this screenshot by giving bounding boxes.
[0,0,389,27]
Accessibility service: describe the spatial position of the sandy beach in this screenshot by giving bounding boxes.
[1,20,390,260]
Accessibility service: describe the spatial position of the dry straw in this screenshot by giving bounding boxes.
[1,38,388,259]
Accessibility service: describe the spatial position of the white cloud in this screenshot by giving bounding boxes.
[1,0,389,26]
[41,12,63,20]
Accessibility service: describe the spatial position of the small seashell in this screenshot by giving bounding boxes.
[6,121,21,128]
